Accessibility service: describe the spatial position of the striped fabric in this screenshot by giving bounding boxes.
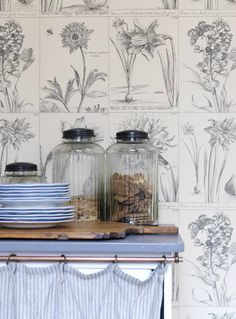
[0,263,165,319]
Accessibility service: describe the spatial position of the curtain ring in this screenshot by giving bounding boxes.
[60,254,67,265]
[162,255,167,267]
[113,255,118,263]
[6,254,17,265]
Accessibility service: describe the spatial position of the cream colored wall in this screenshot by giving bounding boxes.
[0,0,236,318]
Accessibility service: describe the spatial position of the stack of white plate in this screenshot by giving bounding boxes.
[0,183,75,228]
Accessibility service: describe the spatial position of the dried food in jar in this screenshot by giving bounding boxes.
[111,173,152,224]
[70,196,99,221]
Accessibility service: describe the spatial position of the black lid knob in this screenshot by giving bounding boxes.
[62,128,95,139]
[5,162,38,172]
[116,130,148,141]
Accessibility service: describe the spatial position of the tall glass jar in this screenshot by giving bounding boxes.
[45,128,105,221]
[1,162,45,184]
[106,130,158,225]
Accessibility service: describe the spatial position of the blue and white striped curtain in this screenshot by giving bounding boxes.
[0,263,165,319]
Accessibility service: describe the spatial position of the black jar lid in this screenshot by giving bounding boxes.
[63,128,95,139]
[116,130,148,141]
[5,162,38,172]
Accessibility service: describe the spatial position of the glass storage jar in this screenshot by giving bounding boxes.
[1,162,45,184]
[106,130,158,225]
[45,128,105,221]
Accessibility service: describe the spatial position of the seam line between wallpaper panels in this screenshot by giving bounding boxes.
[177,9,180,319]
[39,11,41,171]
[108,13,111,144]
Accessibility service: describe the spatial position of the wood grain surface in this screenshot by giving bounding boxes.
[0,221,178,240]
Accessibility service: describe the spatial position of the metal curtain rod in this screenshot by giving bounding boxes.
[1,253,183,264]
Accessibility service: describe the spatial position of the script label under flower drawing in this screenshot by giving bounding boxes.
[188,212,236,307]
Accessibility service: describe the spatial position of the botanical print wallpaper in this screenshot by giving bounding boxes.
[0,0,236,318]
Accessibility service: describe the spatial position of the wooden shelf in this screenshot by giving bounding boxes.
[0,221,178,240]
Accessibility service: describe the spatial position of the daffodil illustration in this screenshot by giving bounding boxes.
[182,123,202,194]
[204,118,236,202]
[111,18,178,107]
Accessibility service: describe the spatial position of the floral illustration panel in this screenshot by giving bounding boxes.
[179,17,236,113]
[180,113,236,204]
[180,307,236,319]
[109,16,179,112]
[0,0,39,12]
[0,113,39,175]
[0,18,39,113]
[39,112,109,175]
[179,0,204,9]
[109,112,179,202]
[40,17,108,113]
[40,0,109,15]
[110,0,178,10]
[179,0,236,10]
[179,209,236,307]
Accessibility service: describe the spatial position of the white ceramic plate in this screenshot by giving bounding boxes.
[0,219,74,229]
[0,197,70,207]
[0,212,74,218]
[0,216,74,221]
[0,206,74,212]
[0,183,69,189]
[0,191,69,198]
[0,190,70,194]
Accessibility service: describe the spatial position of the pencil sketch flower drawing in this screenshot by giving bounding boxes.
[0,20,35,112]
[182,122,202,194]
[0,0,12,11]
[42,22,107,113]
[0,118,35,174]
[204,118,236,202]
[162,0,178,9]
[182,118,236,202]
[204,0,219,9]
[186,313,235,319]
[41,0,108,13]
[209,314,235,319]
[202,0,236,9]
[186,19,236,112]
[119,114,178,202]
[41,0,62,12]
[111,18,178,108]
[188,212,236,306]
